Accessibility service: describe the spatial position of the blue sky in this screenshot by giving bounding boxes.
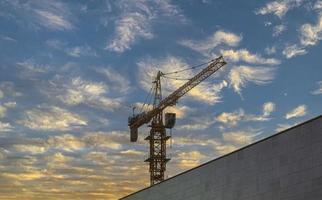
[0,0,322,199]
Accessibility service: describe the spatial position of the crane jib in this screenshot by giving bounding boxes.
[128,56,227,135]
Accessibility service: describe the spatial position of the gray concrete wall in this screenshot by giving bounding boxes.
[121,116,322,200]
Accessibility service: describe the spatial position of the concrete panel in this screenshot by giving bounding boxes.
[121,115,322,200]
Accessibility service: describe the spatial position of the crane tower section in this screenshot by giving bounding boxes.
[128,56,227,185]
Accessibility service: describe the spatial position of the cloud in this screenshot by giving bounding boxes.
[263,102,276,117]
[83,131,128,150]
[285,105,307,119]
[0,101,16,118]
[255,0,305,18]
[275,122,298,132]
[53,77,121,111]
[311,81,322,95]
[176,151,207,169]
[19,106,87,131]
[3,0,74,31]
[215,109,245,126]
[47,134,85,152]
[222,131,255,146]
[300,15,322,46]
[2,171,46,181]
[107,12,153,53]
[137,56,227,105]
[107,0,185,53]
[314,0,322,10]
[273,24,287,37]
[228,65,276,94]
[0,121,13,132]
[13,144,47,154]
[215,106,271,127]
[221,49,281,65]
[34,9,73,31]
[96,67,130,94]
[265,46,277,55]
[46,39,98,57]
[282,44,307,58]
[179,30,242,55]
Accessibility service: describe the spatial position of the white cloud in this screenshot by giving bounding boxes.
[137,56,227,104]
[221,49,280,65]
[222,131,255,146]
[282,44,307,58]
[46,40,97,57]
[13,144,47,154]
[255,0,305,18]
[96,67,130,94]
[0,89,3,99]
[0,121,13,132]
[20,106,87,131]
[215,106,271,127]
[228,65,276,94]
[285,105,307,119]
[0,106,6,118]
[66,46,98,57]
[263,102,276,117]
[314,0,322,10]
[300,15,322,46]
[216,109,245,126]
[176,151,207,169]
[273,24,287,37]
[275,122,298,132]
[0,101,16,118]
[107,12,153,52]
[47,134,85,152]
[83,131,127,150]
[4,1,75,31]
[54,77,121,111]
[179,30,242,55]
[265,46,277,55]
[311,81,322,95]
[107,0,185,53]
[34,10,73,31]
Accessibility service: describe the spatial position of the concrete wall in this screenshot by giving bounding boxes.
[121,115,322,200]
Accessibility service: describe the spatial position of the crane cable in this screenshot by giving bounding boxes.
[139,85,155,113]
[162,75,191,81]
[161,60,213,76]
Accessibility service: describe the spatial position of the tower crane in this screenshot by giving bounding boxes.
[128,56,227,185]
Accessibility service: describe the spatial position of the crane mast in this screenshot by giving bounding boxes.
[128,56,227,185]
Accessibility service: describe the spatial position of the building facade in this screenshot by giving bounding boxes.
[121,115,322,200]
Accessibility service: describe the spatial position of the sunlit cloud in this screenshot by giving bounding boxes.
[283,44,307,58]
[19,106,87,131]
[228,65,276,94]
[300,15,322,46]
[273,24,287,37]
[2,1,75,31]
[107,0,186,53]
[255,0,306,18]
[176,151,207,169]
[179,30,242,55]
[0,121,13,132]
[221,49,281,65]
[275,122,298,132]
[285,105,307,119]
[96,67,131,94]
[52,77,122,111]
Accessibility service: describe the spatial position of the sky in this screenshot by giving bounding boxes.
[0,0,322,199]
